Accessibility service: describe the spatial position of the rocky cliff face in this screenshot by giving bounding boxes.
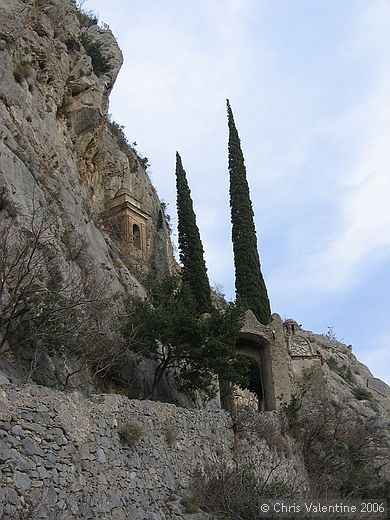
[0,0,174,279]
[0,0,175,391]
[0,4,389,518]
[293,327,390,418]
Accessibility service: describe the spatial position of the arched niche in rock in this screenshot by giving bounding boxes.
[220,311,293,412]
[235,331,276,411]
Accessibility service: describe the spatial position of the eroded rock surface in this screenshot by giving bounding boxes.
[0,0,175,391]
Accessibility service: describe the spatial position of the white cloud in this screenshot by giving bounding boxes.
[347,0,390,55]
[268,0,390,296]
[315,19,390,290]
[97,0,268,299]
[91,2,390,354]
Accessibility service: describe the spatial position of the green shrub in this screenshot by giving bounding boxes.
[65,37,80,52]
[139,155,150,170]
[326,357,356,384]
[342,365,355,384]
[159,201,172,233]
[75,3,98,27]
[0,186,5,209]
[56,90,71,118]
[353,387,372,401]
[325,355,339,370]
[80,33,110,76]
[13,61,31,84]
[13,70,22,84]
[106,117,151,171]
[122,275,245,399]
[108,119,129,150]
[118,422,143,448]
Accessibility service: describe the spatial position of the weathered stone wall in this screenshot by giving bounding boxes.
[0,381,308,519]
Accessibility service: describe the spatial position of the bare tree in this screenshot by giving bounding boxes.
[0,199,116,386]
[0,201,56,352]
[283,391,390,499]
[303,402,389,498]
[191,459,295,520]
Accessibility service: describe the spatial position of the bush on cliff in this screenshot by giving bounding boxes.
[283,380,389,499]
[0,205,111,386]
[80,33,111,76]
[75,1,99,27]
[122,274,247,398]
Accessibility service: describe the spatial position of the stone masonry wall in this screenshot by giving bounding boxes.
[0,381,307,519]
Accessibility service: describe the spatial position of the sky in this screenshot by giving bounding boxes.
[88,0,390,385]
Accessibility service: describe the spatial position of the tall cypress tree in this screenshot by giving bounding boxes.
[175,152,212,314]
[227,99,271,324]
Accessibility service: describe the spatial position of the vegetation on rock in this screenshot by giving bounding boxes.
[353,386,373,401]
[0,203,113,386]
[74,1,99,27]
[80,33,111,76]
[0,1,389,514]
[283,375,389,499]
[191,461,293,519]
[227,99,271,325]
[107,117,151,170]
[118,422,143,448]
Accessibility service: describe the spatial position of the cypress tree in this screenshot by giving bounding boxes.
[175,152,212,314]
[227,99,271,324]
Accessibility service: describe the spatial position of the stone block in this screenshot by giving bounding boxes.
[0,438,11,462]
[10,449,34,471]
[14,470,31,492]
[21,438,44,457]
[7,488,21,506]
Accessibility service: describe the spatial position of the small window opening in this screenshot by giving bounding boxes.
[133,224,141,249]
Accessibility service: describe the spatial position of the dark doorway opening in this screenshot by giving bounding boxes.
[133,224,141,249]
[235,334,276,411]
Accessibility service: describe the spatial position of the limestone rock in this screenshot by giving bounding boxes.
[0,0,175,394]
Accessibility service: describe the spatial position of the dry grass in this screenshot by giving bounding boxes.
[118,422,143,448]
[165,420,178,446]
[191,461,293,520]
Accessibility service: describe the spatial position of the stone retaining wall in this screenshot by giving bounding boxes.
[0,383,307,519]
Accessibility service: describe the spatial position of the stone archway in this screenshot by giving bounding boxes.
[223,310,294,412]
[235,332,276,411]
